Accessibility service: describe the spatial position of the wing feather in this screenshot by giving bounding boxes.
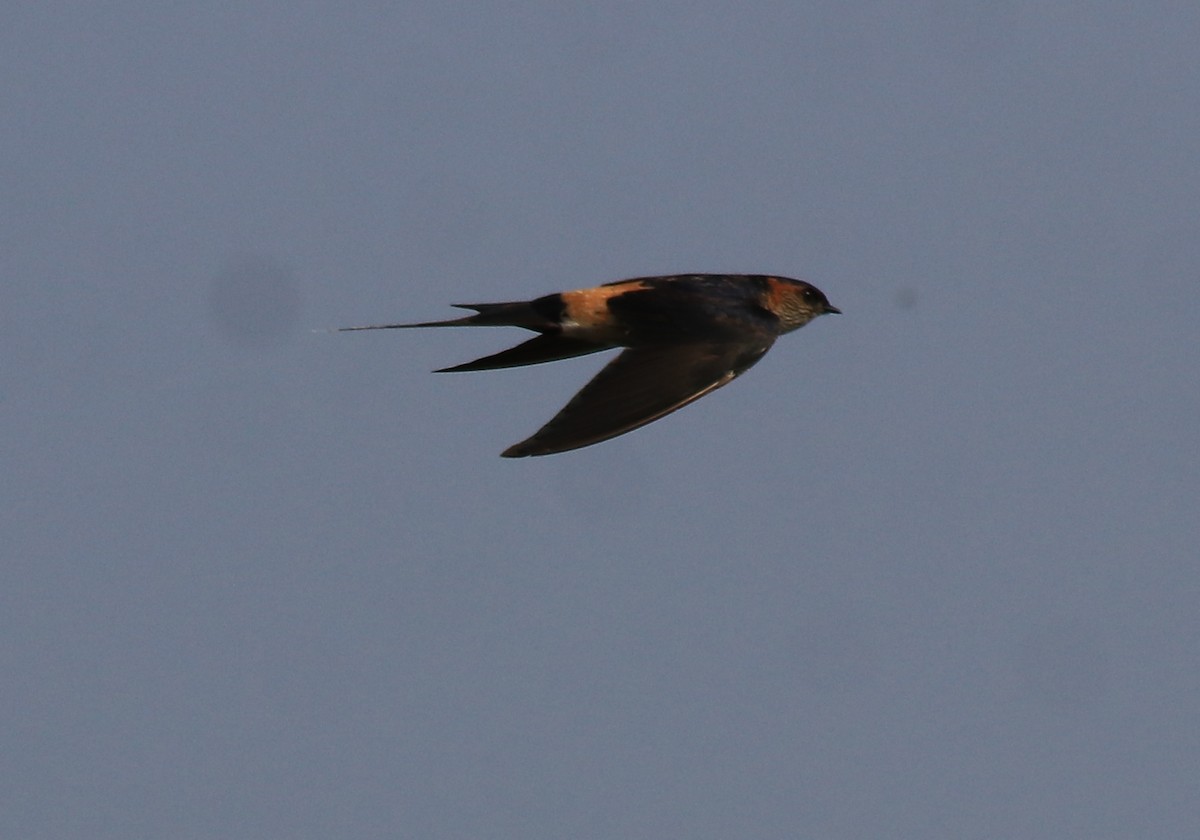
[501,340,773,457]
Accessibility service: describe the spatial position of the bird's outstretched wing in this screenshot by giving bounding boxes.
[502,340,774,457]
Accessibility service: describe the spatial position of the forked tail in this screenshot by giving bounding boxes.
[338,298,561,332]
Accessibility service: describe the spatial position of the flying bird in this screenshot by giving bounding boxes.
[340,274,839,457]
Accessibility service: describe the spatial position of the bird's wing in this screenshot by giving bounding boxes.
[501,340,774,457]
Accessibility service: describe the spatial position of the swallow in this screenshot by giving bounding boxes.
[340,274,839,457]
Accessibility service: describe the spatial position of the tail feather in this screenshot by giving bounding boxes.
[338,298,557,332]
[437,334,610,372]
[337,317,471,331]
[446,300,558,329]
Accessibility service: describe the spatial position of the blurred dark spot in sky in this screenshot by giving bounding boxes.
[894,286,919,309]
[208,256,302,348]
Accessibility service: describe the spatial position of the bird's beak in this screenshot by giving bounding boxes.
[825,305,842,315]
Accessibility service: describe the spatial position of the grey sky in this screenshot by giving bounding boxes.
[5,3,1198,838]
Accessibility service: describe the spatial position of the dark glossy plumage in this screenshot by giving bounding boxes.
[339,274,839,456]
